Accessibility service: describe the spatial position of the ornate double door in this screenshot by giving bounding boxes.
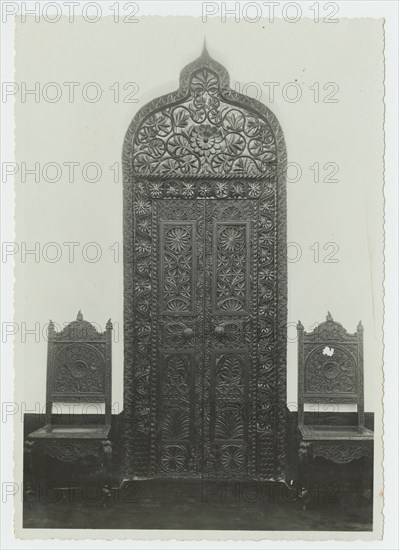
[123,48,288,481]
[156,198,258,478]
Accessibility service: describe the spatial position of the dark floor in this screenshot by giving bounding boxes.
[23,412,373,531]
[23,477,372,530]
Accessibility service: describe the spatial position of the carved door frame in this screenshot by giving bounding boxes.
[122,47,288,481]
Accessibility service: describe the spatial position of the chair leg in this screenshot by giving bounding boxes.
[101,484,113,508]
[101,440,112,472]
[298,441,312,510]
[24,440,34,476]
[100,440,113,506]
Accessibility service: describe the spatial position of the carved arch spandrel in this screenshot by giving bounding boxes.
[123,46,287,481]
[123,47,286,181]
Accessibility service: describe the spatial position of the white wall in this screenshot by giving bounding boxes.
[14,17,384,417]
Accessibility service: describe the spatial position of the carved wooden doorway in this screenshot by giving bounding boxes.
[123,47,288,481]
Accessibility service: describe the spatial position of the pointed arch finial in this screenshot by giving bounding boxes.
[201,37,210,59]
[76,310,83,321]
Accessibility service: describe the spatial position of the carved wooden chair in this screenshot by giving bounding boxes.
[296,312,373,503]
[26,311,113,470]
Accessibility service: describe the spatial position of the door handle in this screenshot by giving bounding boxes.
[214,325,225,337]
[182,327,194,339]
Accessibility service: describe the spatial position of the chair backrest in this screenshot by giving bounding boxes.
[297,312,364,427]
[45,311,112,425]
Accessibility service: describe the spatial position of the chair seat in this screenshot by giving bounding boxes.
[28,424,111,440]
[299,424,373,441]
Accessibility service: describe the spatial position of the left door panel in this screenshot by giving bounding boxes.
[154,199,205,477]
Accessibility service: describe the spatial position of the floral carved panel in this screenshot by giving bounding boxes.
[160,222,195,314]
[212,353,247,476]
[155,201,204,478]
[204,200,257,479]
[158,353,193,475]
[53,343,105,394]
[213,222,249,313]
[305,345,357,394]
[132,69,276,177]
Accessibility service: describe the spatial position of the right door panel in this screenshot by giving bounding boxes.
[203,200,259,478]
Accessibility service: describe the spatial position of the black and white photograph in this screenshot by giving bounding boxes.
[1,1,398,547]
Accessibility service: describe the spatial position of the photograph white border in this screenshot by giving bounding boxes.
[1,1,398,547]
